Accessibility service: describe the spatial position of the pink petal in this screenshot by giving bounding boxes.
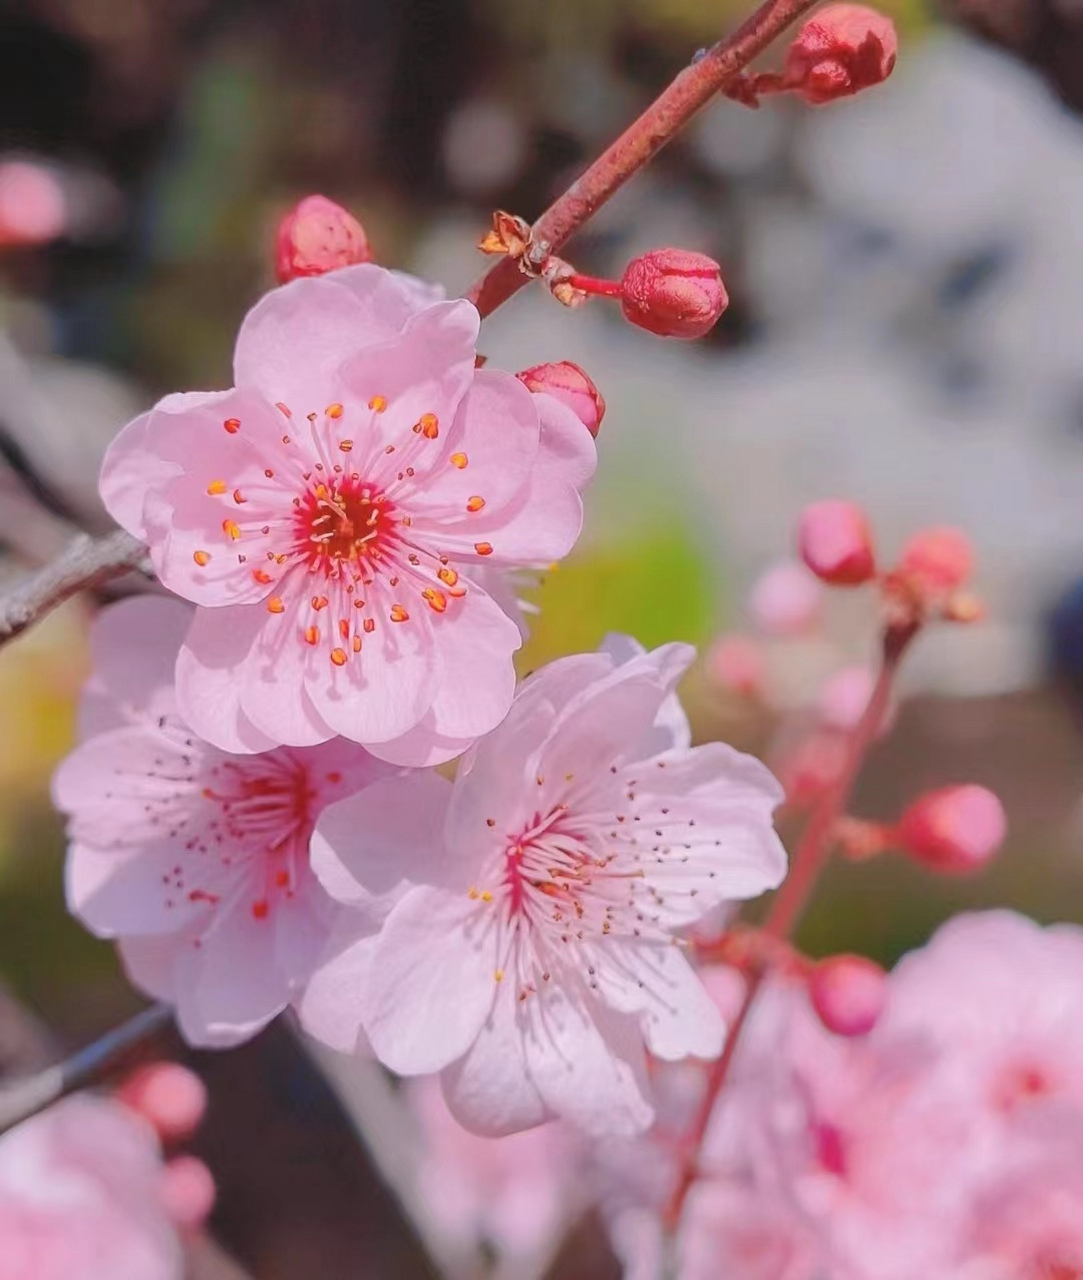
[298,928,379,1055]
[522,985,654,1137]
[311,772,457,906]
[364,887,498,1074]
[78,597,191,737]
[591,942,725,1061]
[65,842,213,936]
[441,980,551,1136]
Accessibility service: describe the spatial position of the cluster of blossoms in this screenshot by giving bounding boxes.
[54,251,789,1136]
[594,911,1083,1280]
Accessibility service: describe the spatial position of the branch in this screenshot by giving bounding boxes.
[465,0,822,319]
[0,527,148,650]
[0,1001,173,1136]
[662,619,920,1234]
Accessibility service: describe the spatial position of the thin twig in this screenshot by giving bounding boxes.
[0,527,147,650]
[465,0,822,319]
[661,620,920,1237]
[0,1001,174,1136]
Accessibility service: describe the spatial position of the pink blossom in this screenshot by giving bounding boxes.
[0,159,66,247]
[53,596,388,1047]
[0,1096,187,1280]
[99,264,596,765]
[408,1077,573,1261]
[115,1063,207,1142]
[895,785,1006,874]
[747,562,822,638]
[302,637,787,1136]
[807,953,888,1037]
[707,634,767,698]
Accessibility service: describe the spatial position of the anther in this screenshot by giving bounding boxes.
[326,403,343,419]
[330,648,348,666]
[206,480,227,495]
[466,496,486,512]
[222,519,241,541]
[474,542,493,556]
[267,597,285,614]
[450,452,468,469]
[223,418,240,434]
[390,604,409,623]
[305,626,320,645]
[369,395,387,412]
[193,550,211,566]
[422,589,447,613]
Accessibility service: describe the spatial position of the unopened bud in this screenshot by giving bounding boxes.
[117,1062,208,1142]
[809,954,888,1037]
[620,248,728,339]
[797,500,876,586]
[159,1156,216,1231]
[748,561,822,638]
[516,361,606,437]
[896,785,1006,874]
[707,634,766,697]
[275,194,371,283]
[783,4,898,105]
[897,526,973,598]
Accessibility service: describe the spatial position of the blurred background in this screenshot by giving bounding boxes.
[2,0,1083,1274]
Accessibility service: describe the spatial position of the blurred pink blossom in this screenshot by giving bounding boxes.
[303,637,787,1136]
[0,1096,197,1280]
[895,785,1006,874]
[53,596,388,1047]
[707,634,767,698]
[0,159,66,248]
[99,264,595,765]
[747,562,823,638]
[408,1077,572,1260]
[115,1063,207,1143]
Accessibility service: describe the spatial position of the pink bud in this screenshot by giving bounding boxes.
[707,634,766,697]
[797,500,876,586]
[896,785,1006,874]
[619,248,728,339]
[274,194,371,283]
[516,361,606,437]
[809,954,888,1036]
[783,4,898,105]
[0,161,66,248]
[117,1062,207,1142]
[748,560,823,637]
[158,1156,216,1232]
[897,526,973,598]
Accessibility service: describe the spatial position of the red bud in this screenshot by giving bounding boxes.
[784,4,898,105]
[619,248,728,340]
[275,194,371,283]
[797,500,876,586]
[896,785,1006,874]
[897,526,974,598]
[516,361,606,437]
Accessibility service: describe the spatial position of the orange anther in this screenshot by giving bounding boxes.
[223,418,241,434]
[369,395,387,412]
[326,403,344,419]
[305,626,320,645]
[222,519,241,541]
[312,595,329,611]
[422,589,447,613]
[418,413,439,439]
[466,495,486,512]
[206,479,227,495]
[474,542,493,556]
[338,619,350,639]
[450,452,468,469]
[390,604,410,623]
[252,568,272,584]
[338,439,353,452]
[352,635,362,652]
[438,566,459,587]
[267,597,286,614]
[330,648,348,666]
[193,550,211,566]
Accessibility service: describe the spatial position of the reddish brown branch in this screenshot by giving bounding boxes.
[465,0,823,319]
[663,619,920,1234]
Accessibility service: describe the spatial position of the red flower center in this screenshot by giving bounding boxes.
[294,476,397,571]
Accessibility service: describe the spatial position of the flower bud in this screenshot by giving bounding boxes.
[896,785,1006,874]
[783,4,898,105]
[707,634,766,697]
[897,526,973,598]
[619,248,728,339]
[809,954,888,1037]
[748,561,822,637]
[797,500,876,586]
[159,1156,216,1231]
[274,194,371,283]
[117,1062,208,1142]
[516,361,606,437]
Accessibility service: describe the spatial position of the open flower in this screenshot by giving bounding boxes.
[53,596,387,1047]
[301,637,787,1136]
[99,264,596,765]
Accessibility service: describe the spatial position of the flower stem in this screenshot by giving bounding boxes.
[465,0,822,319]
[661,619,920,1235]
[0,1001,173,1136]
